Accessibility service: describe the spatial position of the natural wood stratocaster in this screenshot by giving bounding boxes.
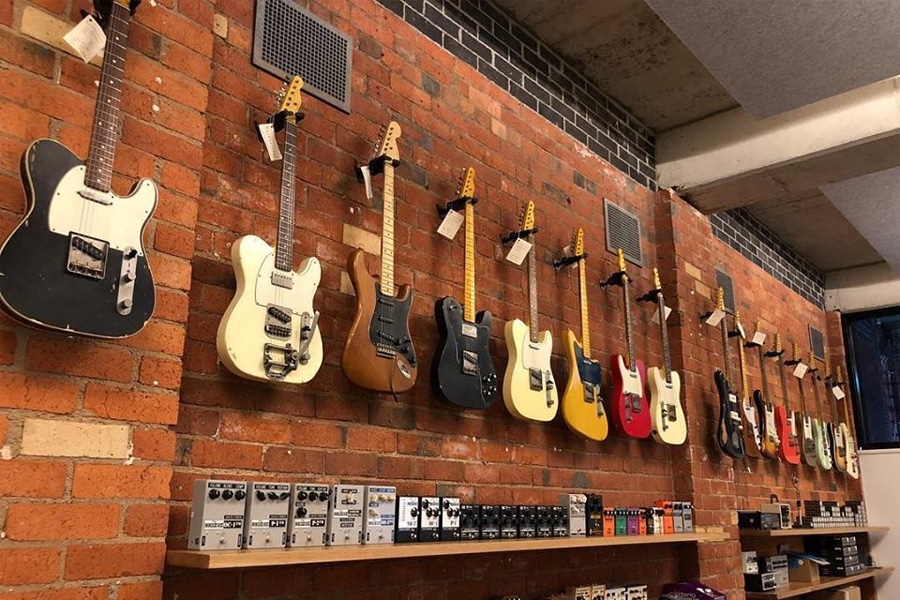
[824,362,848,473]
[646,268,686,445]
[836,365,860,479]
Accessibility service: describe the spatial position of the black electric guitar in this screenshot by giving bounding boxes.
[432,168,497,409]
[713,287,745,459]
[0,0,156,338]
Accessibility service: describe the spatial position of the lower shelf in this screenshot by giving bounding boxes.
[744,566,894,599]
[167,531,729,570]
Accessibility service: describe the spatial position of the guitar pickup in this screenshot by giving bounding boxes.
[265,304,292,339]
[461,350,478,375]
[529,368,543,391]
[582,382,598,404]
[270,271,293,289]
[67,233,108,280]
[263,343,299,379]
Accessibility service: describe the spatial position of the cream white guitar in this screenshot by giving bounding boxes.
[836,365,860,479]
[503,201,558,422]
[645,268,686,445]
[217,77,322,383]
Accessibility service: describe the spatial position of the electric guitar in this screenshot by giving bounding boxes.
[836,365,860,479]
[808,354,833,470]
[734,312,762,457]
[788,342,818,467]
[216,77,322,383]
[0,0,155,338]
[713,287,744,459]
[824,361,847,473]
[773,334,801,464]
[502,201,558,422]
[342,122,417,393]
[560,228,607,440]
[645,268,685,445]
[751,322,780,460]
[432,168,497,409]
[606,249,650,438]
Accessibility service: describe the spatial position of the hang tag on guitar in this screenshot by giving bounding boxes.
[751,331,767,346]
[437,209,464,240]
[505,238,532,266]
[705,309,725,327]
[792,363,808,379]
[832,386,846,400]
[64,15,106,63]
[257,123,283,161]
[651,305,672,324]
[736,321,746,339]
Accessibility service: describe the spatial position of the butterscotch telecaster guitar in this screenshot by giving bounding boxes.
[836,365,859,479]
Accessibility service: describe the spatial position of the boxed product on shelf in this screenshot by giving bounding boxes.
[810,585,862,600]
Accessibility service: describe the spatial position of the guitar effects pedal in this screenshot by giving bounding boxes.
[480,505,500,539]
[627,584,648,600]
[673,502,685,532]
[603,508,616,537]
[585,493,603,536]
[614,508,627,536]
[439,497,461,541]
[500,505,520,539]
[682,501,695,532]
[551,505,569,537]
[419,496,441,542]
[572,585,592,600]
[243,482,290,548]
[395,495,420,543]
[287,483,329,547]
[460,504,481,540]
[626,507,640,535]
[326,484,364,546]
[363,485,396,545]
[518,505,537,538]
[535,506,553,538]
[562,493,587,536]
[188,479,247,550]
[591,584,605,600]
[606,587,627,600]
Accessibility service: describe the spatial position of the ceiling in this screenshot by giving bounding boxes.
[493,0,900,275]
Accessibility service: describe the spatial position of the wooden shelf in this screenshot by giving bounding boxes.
[167,531,729,570]
[745,567,893,599]
[740,526,889,539]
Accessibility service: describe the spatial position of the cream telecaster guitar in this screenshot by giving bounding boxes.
[824,361,847,473]
[503,201,558,422]
[788,342,818,467]
[645,268,686,445]
[216,77,322,382]
[836,365,860,479]
[809,354,833,470]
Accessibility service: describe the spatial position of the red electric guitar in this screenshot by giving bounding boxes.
[772,334,802,464]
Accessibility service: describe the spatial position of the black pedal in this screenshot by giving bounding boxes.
[518,506,537,538]
[535,506,553,538]
[500,505,520,539]
[480,505,500,540]
[439,497,460,541]
[552,505,569,537]
[585,493,604,536]
[395,496,420,543]
[418,496,440,542]
[744,572,776,592]
[460,504,481,540]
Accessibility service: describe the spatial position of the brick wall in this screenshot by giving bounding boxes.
[0,0,863,599]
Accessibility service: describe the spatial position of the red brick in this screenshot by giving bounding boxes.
[132,427,177,461]
[220,411,292,444]
[263,447,327,473]
[5,503,120,541]
[346,426,397,452]
[138,354,182,389]
[64,542,166,580]
[0,100,51,144]
[146,251,192,291]
[0,29,56,79]
[72,464,171,499]
[123,503,170,538]
[174,405,220,436]
[0,372,79,413]
[124,53,209,113]
[290,421,346,448]
[120,320,186,355]
[0,460,68,498]
[154,287,190,322]
[0,588,108,600]
[190,439,263,470]
[161,160,201,198]
[25,338,135,383]
[161,42,211,84]
[156,188,199,230]
[83,383,179,425]
[0,547,60,585]
[153,221,196,259]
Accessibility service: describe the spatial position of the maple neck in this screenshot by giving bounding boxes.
[811,371,824,417]
[463,201,475,323]
[379,162,396,296]
[796,371,809,412]
[527,234,539,343]
[757,346,772,401]
[578,258,591,356]
[274,119,298,272]
[84,2,131,193]
[657,291,671,383]
[720,315,735,385]
[778,358,792,411]
[737,334,750,400]
[622,275,636,369]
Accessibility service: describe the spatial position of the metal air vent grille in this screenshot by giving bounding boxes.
[809,325,825,360]
[715,269,735,312]
[604,199,643,266]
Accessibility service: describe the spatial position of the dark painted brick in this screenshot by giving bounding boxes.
[509,83,537,111]
[443,36,478,69]
[406,9,443,44]
[462,31,492,62]
[422,72,441,97]
[537,101,564,129]
[494,55,521,84]
[425,2,460,38]
[478,59,509,90]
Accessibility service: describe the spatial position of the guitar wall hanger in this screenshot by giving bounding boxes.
[552,252,586,270]
[436,195,477,217]
[599,269,627,289]
[501,227,538,245]
[636,288,660,304]
[255,109,305,141]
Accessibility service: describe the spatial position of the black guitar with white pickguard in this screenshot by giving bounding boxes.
[0,0,156,338]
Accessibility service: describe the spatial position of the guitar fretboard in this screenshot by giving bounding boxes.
[274,119,298,273]
[578,257,590,356]
[658,291,672,383]
[720,314,735,386]
[84,1,131,193]
[778,357,792,411]
[463,200,475,323]
[738,331,750,401]
[527,233,539,344]
[379,162,396,296]
[623,275,636,370]
[757,346,772,401]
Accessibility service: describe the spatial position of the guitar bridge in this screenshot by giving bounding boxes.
[67,232,108,280]
[582,382,597,404]
[529,368,543,391]
[265,304,292,339]
[461,350,478,376]
[263,343,299,379]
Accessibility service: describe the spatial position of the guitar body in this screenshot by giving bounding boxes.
[610,354,651,438]
[0,140,156,338]
[742,398,763,458]
[561,329,607,441]
[216,235,322,383]
[342,249,417,393]
[502,318,558,422]
[812,418,833,470]
[845,430,860,479]
[801,414,818,466]
[833,422,848,473]
[774,406,801,464]
[432,296,497,409]
[647,366,686,445]
[757,395,780,459]
[714,370,744,459]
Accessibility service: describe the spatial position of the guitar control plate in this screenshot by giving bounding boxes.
[116,246,138,315]
[67,232,108,280]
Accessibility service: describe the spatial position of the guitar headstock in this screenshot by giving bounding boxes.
[617,248,628,275]
[808,352,818,372]
[95,0,141,21]
[457,167,475,199]
[824,360,832,381]
[734,310,744,338]
[278,76,304,122]
[774,333,783,355]
[374,121,402,162]
[836,364,845,385]
[520,200,535,231]
[791,341,801,363]
[653,267,661,291]
[573,228,584,257]
[754,320,762,337]
[715,286,725,312]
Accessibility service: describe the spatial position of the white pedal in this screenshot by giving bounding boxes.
[287,483,329,547]
[326,484,364,546]
[243,482,290,549]
[562,493,586,537]
[188,479,247,550]
[363,485,396,545]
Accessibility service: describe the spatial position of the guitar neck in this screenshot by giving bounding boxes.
[738,336,749,400]
[274,119,298,272]
[757,346,772,402]
[657,291,671,383]
[623,276,636,369]
[463,200,475,323]
[527,233,538,343]
[720,315,735,386]
[578,258,590,356]
[84,2,131,193]
[778,358,792,411]
[811,371,824,418]
[379,162,396,296]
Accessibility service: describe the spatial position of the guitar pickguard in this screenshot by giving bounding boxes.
[368,283,416,367]
[574,345,602,408]
[432,297,497,409]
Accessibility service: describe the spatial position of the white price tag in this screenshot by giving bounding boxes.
[736,321,746,340]
[832,386,846,400]
[752,331,767,346]
[258,123,282,161]
[505,238,532,265]
[651,305,672,324]
[64,15,106,63]
[705,309,725,327]
[437,209,464,240]
[792,363,808,379]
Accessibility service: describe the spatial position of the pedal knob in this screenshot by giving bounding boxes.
[280,492,290,501]
[296,506,307,518]
[410,507,419,517]
[208,489,220,500]
[235,490,246,501]
[222,489,233,500]
[256,490,266,501]
[267,492,279,501]
[308,492,318,501]
[298,491,308,501]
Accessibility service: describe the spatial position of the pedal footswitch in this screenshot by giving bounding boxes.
[439,497,461,541]
[364,485,396,545]
[326,484,364,546]
[188,479,248,550]
[518,506,537,538]
[395,496,420,543]
[243,482,290,549]
[480,505,500,540]
[288,483,329,547]
[419,496,441,542]
[500,505,520,539]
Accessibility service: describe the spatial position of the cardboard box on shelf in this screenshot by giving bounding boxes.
[810,585,861,600]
